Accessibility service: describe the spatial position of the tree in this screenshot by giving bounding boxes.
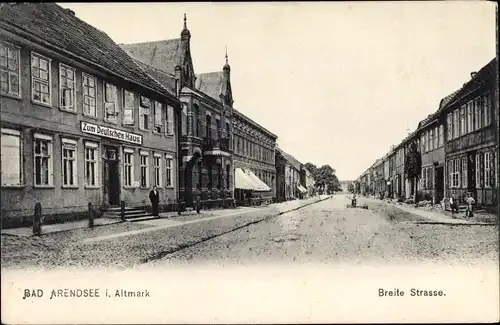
[404,141,421,201]
[304,162,317,175]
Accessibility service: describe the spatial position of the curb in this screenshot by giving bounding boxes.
[411,221,497,226]
[140,196,332,264]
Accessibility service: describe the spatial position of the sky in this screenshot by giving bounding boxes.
[60,2,496,181]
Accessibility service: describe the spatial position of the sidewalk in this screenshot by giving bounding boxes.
[360,197,496,225]
[1,195,331,238]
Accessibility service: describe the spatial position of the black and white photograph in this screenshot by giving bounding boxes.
[1,1,498,323]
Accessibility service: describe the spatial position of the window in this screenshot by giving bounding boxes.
[420,134,425,153]
[82,73,97,117]
[446,113,452,141]
[104,82,119,122]
[124,149,134,187]
[467,101,473,134]
[181,104,188,136]
[421,168,427,189]
[216,119,221,139]
[476,154,481,188]
[34,134,53,186]
[139,96,151,130]
[484,152,491,188]
[483,93,491,127]
[165,156,173,187]
[153,101,163,133]
[433,127,438,149]
[461,157,467,189]
[59,64,75,111]
[428,129,433,151]
[194,105,200,137]
[140,152,149,188]
[0,42,20,97]
[452,158,460,188]
[31,53,51,105]
[1,128,22,186]
[474,97,482,130]
[205,115,212,139]
[61,139,77,186]
[84,142,98,187]
[460,105,466,135]
[166,105,174,135]
[438,125,444,147]
[447,160,453,188]
[453,109,459,139]
[153,154,161,187]
[123,90,135,125]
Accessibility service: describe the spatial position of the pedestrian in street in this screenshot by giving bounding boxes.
[449,194,458,218]
[149,185,160,217]
[465,192,475,219]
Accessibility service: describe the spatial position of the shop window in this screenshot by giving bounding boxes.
[34,134,53,186]
[154,101,163,133]
[140,152,149,188]
[82,73,97,117]
[123,90,135,125]
[0,42,20,97]
[62,139,77,186]
[59,64,76,111]
[1,128,22,186]
[123,149,134,187]
[139,96,151,130]
[165,155,173,187]
[85,142,98,187]
[31,52,51,105]
[104,82,119,123]
[153,154,161,187]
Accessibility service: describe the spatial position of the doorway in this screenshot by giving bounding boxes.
[434,166,444,203]
[103,146,120,206]
[467,151,477,199]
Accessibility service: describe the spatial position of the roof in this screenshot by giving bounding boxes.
[438,89,461,110]
[134,60,177,94]
[276,148,302,170]
[195,72,223,101]
[120,39,182,75]
[444,58,497,110]
[233,109,278,139]
[0,3,176,99]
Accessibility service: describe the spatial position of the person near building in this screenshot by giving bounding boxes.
[449,194,458,218]
[465,192,475,219]
[149,186,160,217]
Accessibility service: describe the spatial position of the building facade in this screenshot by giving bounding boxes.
[275,149,287,202]
[0,3,181,227]
[441,59,498,209]
[277,148,302,200]
[120,16,276,208]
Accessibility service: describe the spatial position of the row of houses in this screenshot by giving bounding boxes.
[355,58,498,211]
[0,3,316,227]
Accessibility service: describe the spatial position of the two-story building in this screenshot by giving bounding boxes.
[442,59,497,209]
[415,112,446,203]
[0,3,181,227]
[233,109,277,205]
[277,148,303,200]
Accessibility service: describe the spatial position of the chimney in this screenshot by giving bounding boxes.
[470,71,477,79]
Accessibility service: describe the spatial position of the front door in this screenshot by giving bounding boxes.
[467,152,477,198]
[434,166,444,203]
[103,146,120,206]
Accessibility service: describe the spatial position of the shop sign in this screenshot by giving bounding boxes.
[80,121,142,145]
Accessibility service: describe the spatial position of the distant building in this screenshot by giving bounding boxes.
[276,148,303,200]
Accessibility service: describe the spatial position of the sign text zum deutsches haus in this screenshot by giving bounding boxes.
[80,121,143,145]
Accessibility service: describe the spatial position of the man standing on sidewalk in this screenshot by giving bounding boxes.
[149,186,160,217]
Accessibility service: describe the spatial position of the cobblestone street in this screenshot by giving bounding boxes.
[2,195,497,270]
[143,196,498,267]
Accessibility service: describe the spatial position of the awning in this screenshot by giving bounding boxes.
[297,185,308,193]
[246,169,272,192]
[235,168,262,191]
